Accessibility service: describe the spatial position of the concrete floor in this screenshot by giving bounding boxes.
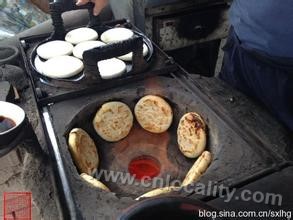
[0,72,63,220]
[0,149,41,219]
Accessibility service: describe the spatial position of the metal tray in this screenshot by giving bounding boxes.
[19,20,176,106]
[18,0,176,106]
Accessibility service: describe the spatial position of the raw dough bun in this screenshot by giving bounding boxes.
[42,55,84,79]
[101,27,134,43]
[118,43,149,61]
[37,40,73,60]
[97,58,126,79]
[34,55,45,74]
[73,40,105,59]
[65,27,98,44]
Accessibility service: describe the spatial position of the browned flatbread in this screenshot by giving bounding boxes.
[134,95,173,133]
[93,102,133,142]
[177,112,207,158]
[135,186,181,200]
[68,128,99,175]
[80,173,110,192]
[181,151,212,187]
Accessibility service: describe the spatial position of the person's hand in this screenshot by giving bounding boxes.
[76,0,108,16]
[30,0,50,13]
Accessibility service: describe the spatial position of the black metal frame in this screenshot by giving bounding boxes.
[19,18,177,106]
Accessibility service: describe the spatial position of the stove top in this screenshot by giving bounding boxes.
[42,72,288,219]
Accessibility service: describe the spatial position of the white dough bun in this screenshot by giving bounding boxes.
[37,40,73,60]
[42,55,84,79]
[97,58,126,79]
[101,27,134,44]
[118,43,149,61]
[34,55,45,74]
[73,40,105,59]
[65,27,98,44]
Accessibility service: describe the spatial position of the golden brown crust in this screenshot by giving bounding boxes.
[177,112,207,158]
[134,95,173,133]
[93,102,133,142]
[181,151,212,187]
[80,173,110,192]
[68,128,99,175]
[135,186,181,200]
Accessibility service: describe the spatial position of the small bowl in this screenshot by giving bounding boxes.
[0,46,19,66]
[0,101,25,146]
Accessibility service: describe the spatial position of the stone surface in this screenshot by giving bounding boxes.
[0,81,13,101]
[0,76,62,220]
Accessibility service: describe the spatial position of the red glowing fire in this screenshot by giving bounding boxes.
[128,155,161,180]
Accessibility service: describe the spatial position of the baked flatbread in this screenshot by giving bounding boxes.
[65,27,98,45]
[73,40,105,59]
[37,40,73,60]
[93,102,133,142]
[134,95,173,133]
[135,186,181,200]
[181,151,212,187]
[80,173,110,192]
[42,55,84,79]
[100,27,134,44]
[68,128,99,175]
[177,112,207,158]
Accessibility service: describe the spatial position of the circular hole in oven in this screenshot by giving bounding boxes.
[65,92,211,198]
[128,155,161,180]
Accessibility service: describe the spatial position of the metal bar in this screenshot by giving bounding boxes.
[214,38,227,77]
[42,107,78,220]
[38,65,178,106]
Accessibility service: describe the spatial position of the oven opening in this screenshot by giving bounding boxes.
[128,155,161,180]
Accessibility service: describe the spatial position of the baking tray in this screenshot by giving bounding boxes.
[19,20,176,106]
[19,0,177,106]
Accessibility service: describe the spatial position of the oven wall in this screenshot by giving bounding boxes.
[109,0,231,76]
[109,0,231,50]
